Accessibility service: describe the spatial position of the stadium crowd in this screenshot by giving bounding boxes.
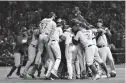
[0,1,125,58]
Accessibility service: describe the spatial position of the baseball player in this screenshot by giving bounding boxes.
[69,21,82,79]
[45,18,63,79]
[76,43,86,78]
[57,20,68,79]
[73,26,109,80]
[96,19,116,77]
[62,27,75,79]
[69,7,93,30]
[7,29,28,79]
[20,26,40,78]
[28,12,57,78]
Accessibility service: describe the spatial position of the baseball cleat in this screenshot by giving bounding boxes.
[44,77,50,80]
[51,72,58,79]
[37,71,41,77]
[51,70,58,79]
[16,73,20,76]
[106,73,110,78]
[93,74,100,80]
[6,75,11,79]
[50,77,55,80]
[76,74,80,79]
[28,73,35,79]
[67,77,72,80]
[109,72,116,77]
[45,76,54,80]
[20,74,27,78]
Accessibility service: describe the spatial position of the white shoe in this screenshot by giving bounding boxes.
[110,71,116,77]
[93,74,100,80]
[111,71,116,74]
[50,77,54,80]
[51,69,58,78]
[67,77,72,80]
[45,73,51,78]
[106,73,110,78]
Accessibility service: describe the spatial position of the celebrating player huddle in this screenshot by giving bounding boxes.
[6,7,116,80]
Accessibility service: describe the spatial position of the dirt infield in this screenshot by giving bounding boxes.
[0,64,125,83]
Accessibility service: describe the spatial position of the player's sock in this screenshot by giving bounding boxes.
[89,65,98,75]
[100,63,109,75]
[16,65,21,76]
[37,63,42,77]
[7,66,17,76]
[34,64,39,70]
[38,63,43,71]
[37,64,42,77]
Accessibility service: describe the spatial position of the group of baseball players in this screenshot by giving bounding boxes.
[6,7,116,80]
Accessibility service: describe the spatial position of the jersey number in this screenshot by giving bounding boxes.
[41,22,48,29]
[85,33,90,39]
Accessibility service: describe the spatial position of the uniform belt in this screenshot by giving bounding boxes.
[31,44,37,48]
[88,44,95,47]
[97,45,105,48]
[50,40,57,42]
[51,40,56,41]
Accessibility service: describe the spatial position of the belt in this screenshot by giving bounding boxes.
[88,44,95,47]
[51,40,56,41]
[31,44,37,48]
[97,45,105,48]
[50,40,57,42]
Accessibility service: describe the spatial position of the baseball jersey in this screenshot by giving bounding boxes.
[62,28,74,45]
[93,27,108,46]
[74,28,94,48]
[96,32,108,46]
[30,29,39,46]
[69,14,91,27]
[39,18,56,35]
[91,28,97,45]
[50,26,63,42]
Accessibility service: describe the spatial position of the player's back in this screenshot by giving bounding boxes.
[63,28,74,45]
[50,26,63,42]
[79,29,94,46]
[39,18,56,34]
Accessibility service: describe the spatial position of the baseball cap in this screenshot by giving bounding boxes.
[49,12,57,17]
